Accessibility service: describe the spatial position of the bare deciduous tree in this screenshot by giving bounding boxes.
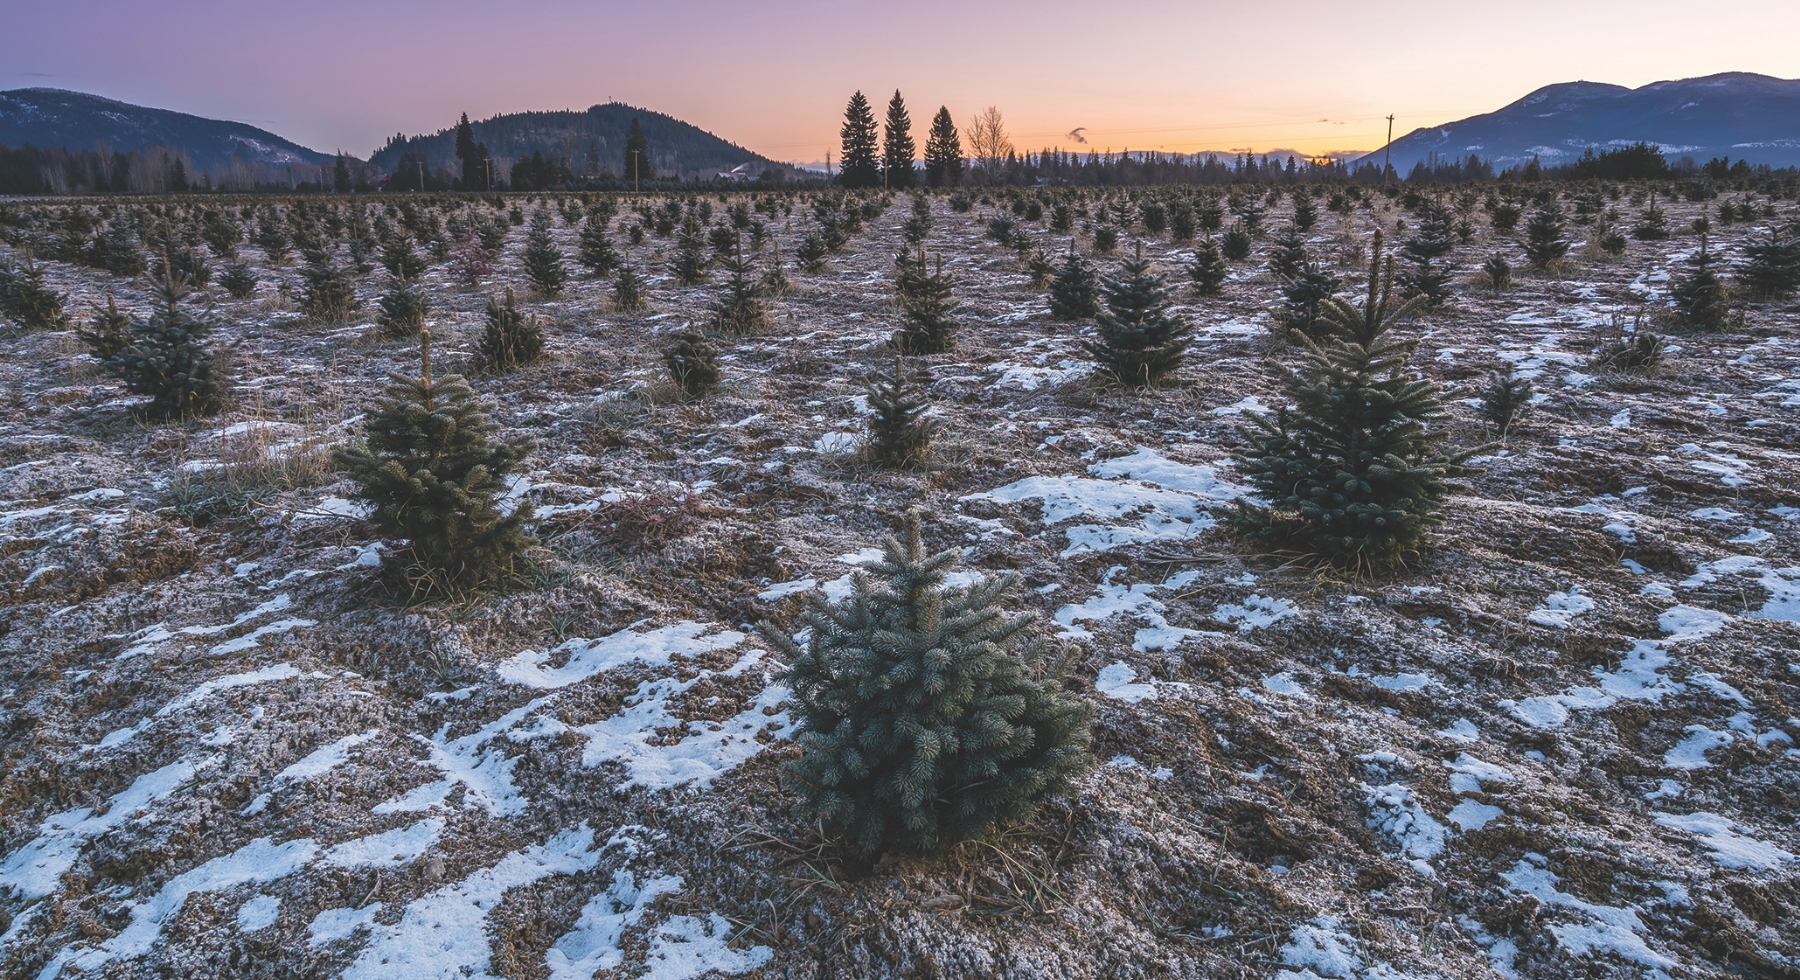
[965,106,1012,186]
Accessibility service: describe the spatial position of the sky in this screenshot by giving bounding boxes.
[5,0,1799,167]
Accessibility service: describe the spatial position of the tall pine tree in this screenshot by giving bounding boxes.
[882,90,916,190]
[924,106,962,188]
[839,91,881,190]
[1082,242,1191,387]
[334,329,534,592]
[1233,231,1479,570]
[623,118,652,185]
[758,512,1094,855]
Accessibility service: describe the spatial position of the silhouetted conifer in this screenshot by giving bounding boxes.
[1671,238,1728,331]
[882,90,916,189]
[839,91,882,189]
[522,210,568,297]
[1187,237,1228,296]
[924,107,962,188]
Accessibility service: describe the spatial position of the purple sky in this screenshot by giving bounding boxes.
[7,0,1799,164]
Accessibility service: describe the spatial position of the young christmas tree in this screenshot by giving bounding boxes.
[1082,242,1192,387]
[613,253,647,311]
[1737,228,1800,300]
[1398,201,1457,305]
[1187,236,1228,296]
[892,248,959,354]
[1292,194,1319,232]
[839,91,882,189]
[108,267,221,419]
[576,214,620,276]
[902,193,932,245]
[1220,224,1252,261]
[333,329,535,592]
[712,242,767,335]
[663,326,720,397]
[1278,261,1343,340]
[1671,237,1728,331]
[78,293,130,363]
[1481,362,1533,439]
[1168,200,1197,242]
[864,353,938,467]
[377,275,429,338]
[924,106,963,188]
[1522,204,1570,269]
[1631,193,1670,241]
[298,254,360,323]
[882,90,916,189]
[1482,253,1511,294]
[381,235,429,281]
[672,215,710,286]
[1233,231,1480,570]
[99,218,146,277]
[1267,225,1309,279]
[1091,223,1119,254]
[1048,243,1101,319]
[218,261,257,299]
[522,209,568,297]
[1,253,71,331]
[758,511,1094,854]
[478,287,545,370]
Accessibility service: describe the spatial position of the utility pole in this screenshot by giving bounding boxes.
[631,150,641,192]
[1382,114,1395,187]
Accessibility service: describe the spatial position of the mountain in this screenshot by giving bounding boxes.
[369,103,777,182]
[1361,72,1800,172]
[0,88,335,174]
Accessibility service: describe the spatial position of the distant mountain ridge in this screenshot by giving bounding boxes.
[369,103,777,182]
[0,88,335,174]
[1361,72,1800,172]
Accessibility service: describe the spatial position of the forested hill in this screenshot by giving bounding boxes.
[0,88,333,173]
[368,102,776,181]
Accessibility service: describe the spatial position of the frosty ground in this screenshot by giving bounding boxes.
[0,187,1796,979]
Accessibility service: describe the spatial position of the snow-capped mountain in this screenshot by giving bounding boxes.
[1361,72,1800,172]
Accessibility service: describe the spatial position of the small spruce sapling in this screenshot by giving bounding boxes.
[478,287,545,370]
[219,261,257,299]
[1523,204,1570,269]
[1481,362,1533,439]
[1232,231,1480,570]
[78,294,130,363]
[1048,243,1101,319]
[1,253,71,330]
[892,248,959,354]
[522,210,568,297]
[1082,242,1192,387]
[1187,237,1228,296]
[333,328,534,592]
[757,512,1094,855]
[663,327,720,397]
[712,243,767,335]
[1671,236,1728,331]
[864,353,937,467]
[108,266,221,419]
[1482,254,1512,294]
